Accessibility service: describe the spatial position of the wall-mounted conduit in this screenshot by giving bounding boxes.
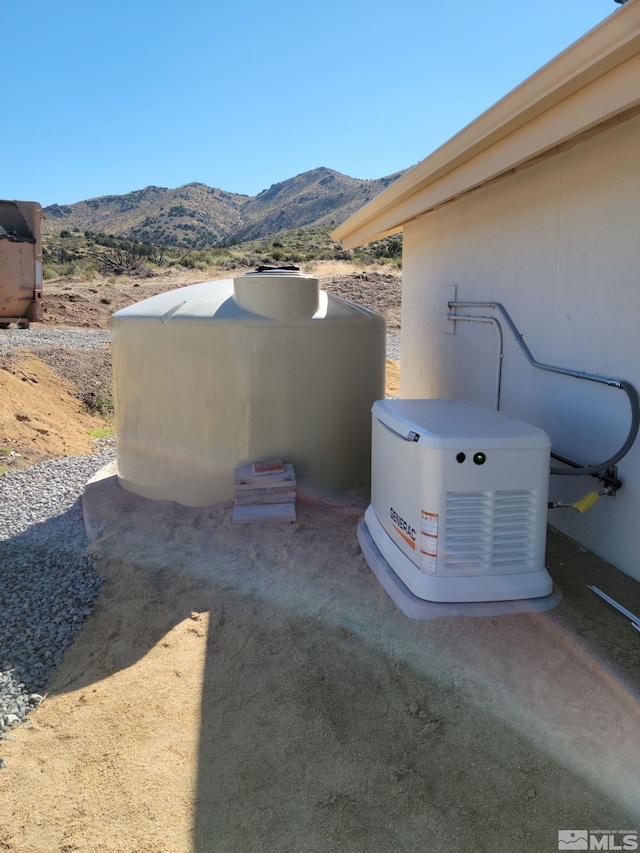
[447,313,504,410]
[445,300,640,477]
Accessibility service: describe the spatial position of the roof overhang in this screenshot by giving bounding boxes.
[332,1,640,249]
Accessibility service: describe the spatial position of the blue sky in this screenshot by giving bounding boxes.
[3,0,619,207]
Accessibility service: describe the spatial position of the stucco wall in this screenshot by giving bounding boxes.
[401,112,640,580]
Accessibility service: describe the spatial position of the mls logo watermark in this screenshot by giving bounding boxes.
[558,830,638,850]
[559,832,590,850]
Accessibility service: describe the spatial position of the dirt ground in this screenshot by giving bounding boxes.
[2,263,639,851]
[0,351,104,466]
[1,471,639,852]
[40,262,402,331]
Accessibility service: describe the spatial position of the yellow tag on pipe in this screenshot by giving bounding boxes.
[572,492,600,514]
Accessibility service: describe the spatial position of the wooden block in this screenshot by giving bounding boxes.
[235,482,296,496]
[252,459,285,476]
[235,491,296,506]
[230,503,297,525]
[234,463,295,487]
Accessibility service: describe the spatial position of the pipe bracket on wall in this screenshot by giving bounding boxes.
[441,285,457,334]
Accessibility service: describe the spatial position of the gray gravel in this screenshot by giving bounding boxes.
[0,327,401,359]
[386,333,400,362]
[0,327,111,351]
[0,441,116,754]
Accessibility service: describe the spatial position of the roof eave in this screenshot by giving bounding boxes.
[332,1,640,249]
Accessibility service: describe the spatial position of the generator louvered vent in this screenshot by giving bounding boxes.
[444,489,538,575]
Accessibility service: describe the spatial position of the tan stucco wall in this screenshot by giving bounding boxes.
[401,111,640,580]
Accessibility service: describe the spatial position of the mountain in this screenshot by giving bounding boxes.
[43,167,405,248]
[231,167,403,242]
[45,183,247,247]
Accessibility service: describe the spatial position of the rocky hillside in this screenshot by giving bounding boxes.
[43,167,405,248]
[232,168,403,242]
[45,183,246,248]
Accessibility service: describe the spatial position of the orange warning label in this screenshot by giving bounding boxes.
[420,511,438,574]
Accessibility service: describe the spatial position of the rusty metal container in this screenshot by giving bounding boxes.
[0,200,44,328]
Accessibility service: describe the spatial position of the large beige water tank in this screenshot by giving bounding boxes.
[111,268,386,507]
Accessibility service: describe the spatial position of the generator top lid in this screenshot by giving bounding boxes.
[373,399,551,451]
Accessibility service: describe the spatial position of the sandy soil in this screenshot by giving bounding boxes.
[385,359,400,396]
[1,472,639,852]
[0,352,104,466]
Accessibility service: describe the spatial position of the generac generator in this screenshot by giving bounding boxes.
[363,399,554,603]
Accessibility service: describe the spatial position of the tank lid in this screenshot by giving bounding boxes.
[248,265,301,275]
[233,267,319,320]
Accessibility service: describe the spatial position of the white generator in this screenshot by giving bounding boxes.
[363,399,554,604]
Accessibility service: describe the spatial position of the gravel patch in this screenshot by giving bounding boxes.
[386,333,400,361]
[0,440,116,755]
[0,327,111,352]
[0,327,401,360]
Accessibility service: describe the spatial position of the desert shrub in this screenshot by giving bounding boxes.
[58,260,78,276]
[83,383,114,416]
[89,236,155,276]
[178,250,213,270]
[41,221,402,282]
[354,234,402,265]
